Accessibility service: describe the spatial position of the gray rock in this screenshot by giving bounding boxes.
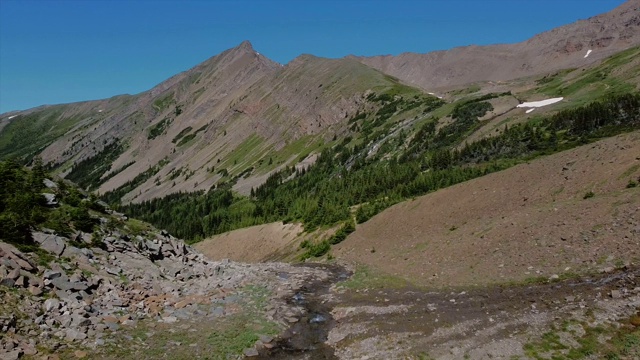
[243,347,259,357]
[146,241,161,254]
[43,178,58,189]
[14,275,27,288]
[28,285,43,296]
[71,281,88,292]
[105,267,122,276]
[161,243,174,255]
[43,298,60,312]
[610,289,623,299]
[7,268,20,280]
[258,335,273,343]
[38,234,66,257]
[162,316,177,324]
[65,328,88,341]
[71,314,91,327]
[74,232,93,245]
[0,258,19,271]
[105,322,120,331]
[13,257,34,272]
[0,278,16,288]
[43,269,62,280]
[41,192,58,206]
[50,277,75,291]
[1,350,22,360]
[22,344,37,356]
[58,315,72,328]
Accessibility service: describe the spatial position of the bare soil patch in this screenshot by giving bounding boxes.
[195,222,304,262]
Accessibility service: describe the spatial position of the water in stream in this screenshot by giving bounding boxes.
[256,264,350,360]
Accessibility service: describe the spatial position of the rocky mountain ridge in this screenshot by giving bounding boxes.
[2,2,638,206]
[353,0,640,90]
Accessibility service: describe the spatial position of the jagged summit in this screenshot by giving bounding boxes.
[236,39,254,51]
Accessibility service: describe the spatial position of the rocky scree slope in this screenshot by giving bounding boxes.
[0,174,334,359]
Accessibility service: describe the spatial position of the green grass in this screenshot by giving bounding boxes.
[147,117,172,140]
[339,264,413,290]
[152,93,175,112]
[619,164,640,179]
[219,134,266,175]
[124,218,153,236]
[96,285,279,360]
[524,320,640,360]
[176,133,196,147]
[0,108,86,162]
[172,126,193,144]
[534,46,640,107]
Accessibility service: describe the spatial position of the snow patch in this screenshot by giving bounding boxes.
[526,108,535,114]
[8,115,18,120]
[517,97,564,109]
[584,49,592,58]
[98,109,103,113]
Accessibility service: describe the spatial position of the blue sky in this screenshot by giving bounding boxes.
[0,0,625,113]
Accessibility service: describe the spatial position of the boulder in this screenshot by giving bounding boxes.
[41,193,58,206]
[43,270,62,280]
[35,234,66,257]
[11,256,35,272]
[611,290,623,299]
[0,278,15,288]
[1,350,22,360]
[65,328,87,341]
[43,298,60,313]
[7,268,20,280]
[14,275,28,288]
[50,277,75,291]
[71,314,91,327]
[43,178,58,189]
[0,244,36,272]
[28,286,43,296]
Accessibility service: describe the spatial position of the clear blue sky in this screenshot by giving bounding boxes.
[0,0,625,113]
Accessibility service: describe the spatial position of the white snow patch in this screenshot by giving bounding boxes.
[98,109,103,113]
[526,108,535,114]
[517,97,564,109]
[8,115,18,120]
[584,49,592,58]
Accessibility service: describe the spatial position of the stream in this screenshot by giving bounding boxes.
[255,264,351,360]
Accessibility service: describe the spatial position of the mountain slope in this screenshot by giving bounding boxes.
[353,0,640,90]
[1,42,425,204]
[334,130,640,287]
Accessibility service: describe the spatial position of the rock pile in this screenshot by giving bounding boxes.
[0,227,331,358]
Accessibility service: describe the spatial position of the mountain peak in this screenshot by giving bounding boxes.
[237,40,254,51]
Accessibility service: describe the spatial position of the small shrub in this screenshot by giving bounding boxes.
[583,191,595,199]
[627,180,638,188]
